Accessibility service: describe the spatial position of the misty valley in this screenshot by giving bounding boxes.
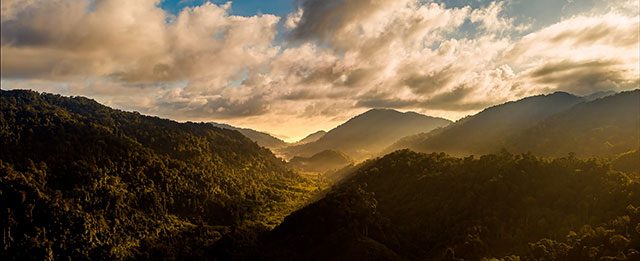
[1,89,638,260]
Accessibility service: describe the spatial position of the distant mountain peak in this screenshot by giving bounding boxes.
[583,90,617,101]
[358,108,449,121]
[549,91,577,97]
[281,109,452,161]
[364,108,397,112]
[295,130,327,145]
[359,108,402,116]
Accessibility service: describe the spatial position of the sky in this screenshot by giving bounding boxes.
[1,0,639,142]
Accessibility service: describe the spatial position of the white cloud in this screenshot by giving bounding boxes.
[1,0,279,84]
[1,0,638,138]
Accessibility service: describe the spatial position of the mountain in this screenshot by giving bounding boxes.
[613,150,639,173]
[288,150,353,173]
[382,127,444,155]
[583,90,616,101]
[262,150,640,260]
[281,109,451,161]
[210,122,287,149]
[294,130,327,145]
[508,89,640,157]
[388,92,585,156]
[0,90,320,260]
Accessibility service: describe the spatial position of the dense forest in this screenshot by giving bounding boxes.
[264,150,640,260]
[0,90,322,259]
[2,90,639,260]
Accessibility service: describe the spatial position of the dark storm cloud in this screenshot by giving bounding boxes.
[528,59,638,94]
[290,0,396,43]
[420,86,493,111]
[401,66,457,94]
[356,85,492,111]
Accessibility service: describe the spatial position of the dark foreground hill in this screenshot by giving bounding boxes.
[282,109,451,161]
[0,90,320,260]
[263,150,640,260]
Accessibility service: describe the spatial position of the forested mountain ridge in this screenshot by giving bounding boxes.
[210,122,288,149]
[0,90,320,259]
[387,90,639,157]
[507,89,640,157]
[294,130,327,145]
[264,150,640,260]
[406,92,584,156]
[281,109,451,161]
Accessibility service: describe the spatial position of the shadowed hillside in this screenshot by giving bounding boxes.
[507,90,640,157]
[388,91,639,158]
[404,92,584,156]
[263,150,640,260]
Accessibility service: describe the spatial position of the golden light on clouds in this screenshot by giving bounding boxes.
[1,0,638,139]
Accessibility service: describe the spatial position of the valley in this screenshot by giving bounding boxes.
[1,89,638,260]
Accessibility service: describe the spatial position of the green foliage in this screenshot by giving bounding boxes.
[266,150,640,260]
[613,150,640,174]
[2,89,638,260]
[0,90,320,259]
[523,205,640,260]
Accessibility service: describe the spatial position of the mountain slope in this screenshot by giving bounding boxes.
[508,89,640,157]
[263,150,640,260]
[210,122,287,149]
[281,109,451,161]
[294,130,327,145]
[394,92,585,156]
[288,150,353,173]
[0,90,318,260]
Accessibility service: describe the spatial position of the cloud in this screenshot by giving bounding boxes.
[1,0,279,84]
[1,0,638,138]
[525,59,639,94]
[156,88,271,119]
[506,12,639,94]
[470,1,529,33]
